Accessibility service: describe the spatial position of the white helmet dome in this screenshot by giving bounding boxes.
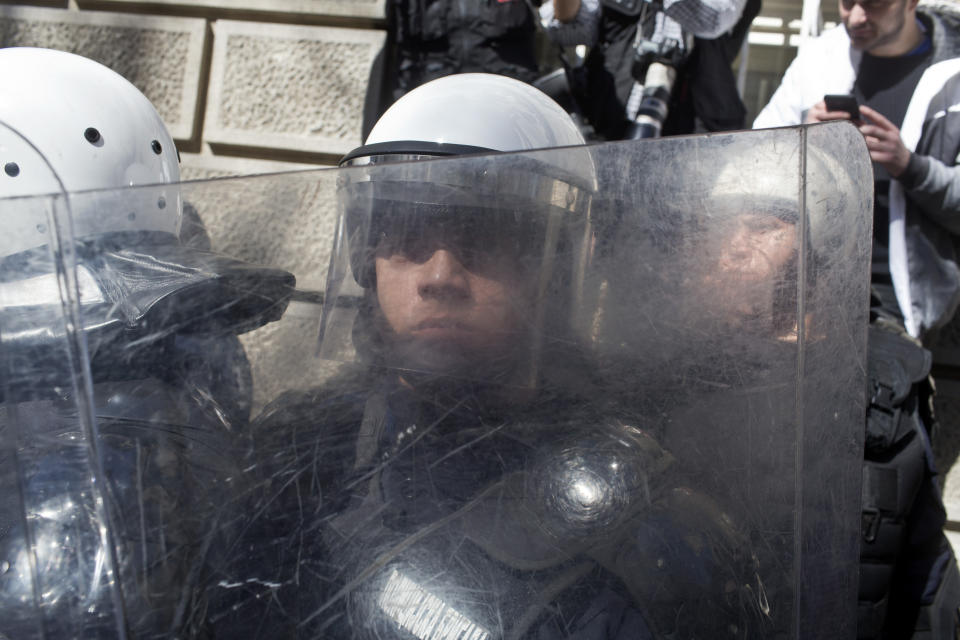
[343,73,586,164]
[0,47,181,258]
[705,123,863,245]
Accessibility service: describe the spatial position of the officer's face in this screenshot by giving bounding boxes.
[699,213,797,328]
[374,228,531,373]
[839,0,915,52]
[715,214,795,281]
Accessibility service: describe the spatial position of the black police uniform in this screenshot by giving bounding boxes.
[203,371,760,639]
[859,306,960,639]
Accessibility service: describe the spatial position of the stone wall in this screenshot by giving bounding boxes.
[0,1,385,173]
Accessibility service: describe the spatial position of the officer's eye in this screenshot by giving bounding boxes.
[377,232,433,263]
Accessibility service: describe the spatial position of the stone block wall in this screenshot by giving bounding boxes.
[0,6,206,140]
[0,2,384,172]
[205,20,383,157]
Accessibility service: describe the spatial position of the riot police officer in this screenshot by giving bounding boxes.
[201,73,767,639]
[0,48,294,638]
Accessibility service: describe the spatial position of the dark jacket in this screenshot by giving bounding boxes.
[387,0,541,102]
[567,0,759,139]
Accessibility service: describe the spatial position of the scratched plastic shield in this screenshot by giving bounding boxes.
[0,122,871,639]
[0,120,295,638]
[222,122,870,639]
[0,121,130,638]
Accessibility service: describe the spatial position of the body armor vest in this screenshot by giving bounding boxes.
[859,323,960,638]
[296,389,761,639]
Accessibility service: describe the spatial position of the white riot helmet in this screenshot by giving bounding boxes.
[0,47,180,258]
[0,47,294,366]
[323,73,595,386]
[342,72,587,165]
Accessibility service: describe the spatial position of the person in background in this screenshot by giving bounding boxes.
[364,0,544,136]
[541,0,759,139]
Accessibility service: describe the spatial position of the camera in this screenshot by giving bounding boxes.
[626,36,686,139]
[631,36,685,83]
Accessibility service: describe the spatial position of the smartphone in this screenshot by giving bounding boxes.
[824,94,861,120]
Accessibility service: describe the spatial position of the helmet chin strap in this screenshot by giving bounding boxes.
[339,140,498,167]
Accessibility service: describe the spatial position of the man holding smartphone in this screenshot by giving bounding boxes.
[755,1,960,638]
[755,0,960,336]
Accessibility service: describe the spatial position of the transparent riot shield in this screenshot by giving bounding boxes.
[1,121,871,639]
[0,121,297,638]
[307,123,870,639]
[0,122,128,638]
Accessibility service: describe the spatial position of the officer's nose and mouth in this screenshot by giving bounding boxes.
[373,227,528,356]
[410,247,474,340]
[689,212,799,331]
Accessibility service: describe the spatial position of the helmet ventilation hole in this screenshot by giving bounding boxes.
[157,197,166,210]
[128,212,137,221]
[4,162,19,177]
[84,127,101,144]
[151,140,162,155]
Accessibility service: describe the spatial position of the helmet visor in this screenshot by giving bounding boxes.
[320,149,594,387]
